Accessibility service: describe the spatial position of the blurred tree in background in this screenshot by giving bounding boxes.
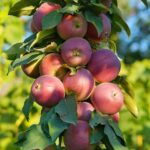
[0,0,149,150]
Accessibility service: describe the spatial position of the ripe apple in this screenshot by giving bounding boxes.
[111,112,120,123]
[39,53,64,76]
[57,14,87,40]
[91,83,124,114]
[77,102,94,121]
[61,37,92,67]
[64,120,90,150]
[21,59,41,78]
[31,75,65,108]
[31,2,61,32]
[63,68,95,101]
[88,49,121,82]
[86,13,111,42]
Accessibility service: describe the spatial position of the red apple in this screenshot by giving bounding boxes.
[61,37,92,67]
[64,120,90,150]
[31,2,61,32]
[77,102,94,121]
[39,53,64,76]
[31,75,65,107]
[91,83,124,114]
[63,68,95,101]
[111,112,120,123]
[86,13,111,42]
[88,49,121,82]
[57,14,87,40]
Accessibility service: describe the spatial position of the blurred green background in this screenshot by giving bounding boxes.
[0,0,150,150]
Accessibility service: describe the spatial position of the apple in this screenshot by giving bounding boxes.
[21,59,41,78]
[91,83,124,114]
[31,2,61,32]
[31,75,65,107]
[64,120,90,150]
[57,14,87,40]
[86,13,111,42]
[88,49,121,82]
[39,53,64,77]
[61,37,92,67]
[63,68,95,101]
[77,102,94,121]
[111,112,120,123]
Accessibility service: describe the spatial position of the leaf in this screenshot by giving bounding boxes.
[104,125,128,150]
[108,40,117,54]
[30,29,55,48]
[141,0,149,7]
[84,11,102,36]
[55,94,77,125]
[108,120,125,145]
[89,111,108,128]
[48,113,68,141]
[8,51,44,73]
[8,0,40,16]
[59,4,81,14]
[4,43,25,60]
[115,76,134,98]
[16,125,53,150]
[90,127,104,144]
[124,94,138,118]
[22,94,34,121]
[111,4,131,36]
[42,11,63,30]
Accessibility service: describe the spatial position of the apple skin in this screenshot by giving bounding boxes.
[21,59,41,79]
[39,53,64,76]
[57,14,87,40]
[77,102,94,121]
[91,83,124,115]
[61,37,92,67]
[88,49,121,82]
[31,75,65,108]
[31,2,61,32]
[86,13,111,42]
[111,112,120,123]
[63,68,95,101]
[64,120,90,150]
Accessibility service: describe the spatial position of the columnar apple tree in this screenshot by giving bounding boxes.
[6,0,148,150]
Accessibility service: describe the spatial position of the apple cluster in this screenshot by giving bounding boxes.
[21,1,124,149]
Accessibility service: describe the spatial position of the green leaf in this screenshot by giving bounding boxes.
[141,0,149,7]
[8,0,40,16]
[42,11,63,30]
[124,94,138,118]
[4,43,25,60]
[89,111,108,128]
[111,4,131,36]
[108,120,125,145]
[84,11,102,36]
[16,125,53,150]
[30,29,55,48]
[55,94,77,125]
[22,94,34,121]
[104,125,128,150]
[8,51,44,73]
[48,113,68,141]
[59,4,81,14]
[90,127,104,144]
[108,40,117,54]
[115,76,134,98]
